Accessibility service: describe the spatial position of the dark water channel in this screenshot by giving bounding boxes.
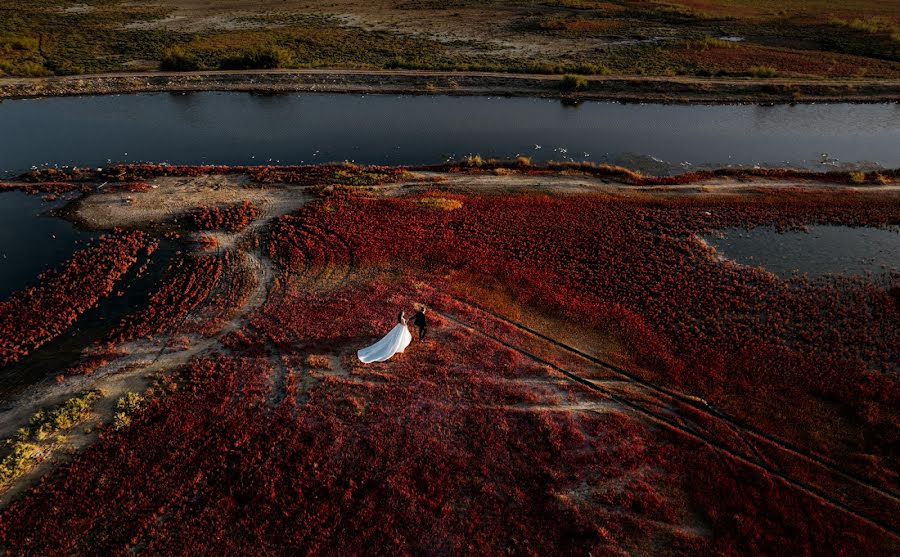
[2,93,899,177]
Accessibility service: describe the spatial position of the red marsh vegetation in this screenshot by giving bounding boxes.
[0,167,897,555]
[0,231,151,366]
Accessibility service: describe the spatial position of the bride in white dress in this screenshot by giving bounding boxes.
[357,311,413,363]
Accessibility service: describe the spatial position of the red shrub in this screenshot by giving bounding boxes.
[189,201,260,233]
[106,254,223,344]
[0,231,149,366]
[260,190,899,482]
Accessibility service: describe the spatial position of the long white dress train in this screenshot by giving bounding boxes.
[357,322,413,363]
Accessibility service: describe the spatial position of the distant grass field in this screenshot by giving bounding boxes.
[647,0,900,22]
[0,0,897,78]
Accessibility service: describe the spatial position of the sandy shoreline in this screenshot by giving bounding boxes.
[2,69,900,104]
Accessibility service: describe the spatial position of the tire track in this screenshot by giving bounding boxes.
[445,294,900,504]
[433,307,900,540]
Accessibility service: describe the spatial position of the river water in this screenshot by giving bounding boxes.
[2,93,899,177]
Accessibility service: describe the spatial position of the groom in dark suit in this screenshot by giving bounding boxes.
[410,307,428,341]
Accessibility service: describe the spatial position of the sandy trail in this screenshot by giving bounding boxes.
[384,171,900,196]
[0,175,309,504]
[4,69,900,103]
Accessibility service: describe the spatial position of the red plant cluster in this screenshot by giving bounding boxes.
[189,250,257,337]
[0,296,685,554]
[3,265,892,554]
[1,178,897,554]
[63,349,125,376]
[0,182,88,195]
[0,231,148,367]
[675,43,900,78]
[668,431,897,555]
[106,255,223,344]
[262,191,899,481]
[99,182,153,193]
[189,201,260,233]
[247,165,409,186]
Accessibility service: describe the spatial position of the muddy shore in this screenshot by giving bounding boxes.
[2,69,900,104]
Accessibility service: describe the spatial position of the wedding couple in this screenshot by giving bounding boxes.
[357,307,428,364]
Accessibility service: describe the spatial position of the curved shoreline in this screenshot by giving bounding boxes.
[2,69,900,104]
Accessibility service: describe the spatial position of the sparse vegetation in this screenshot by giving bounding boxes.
[748,65,778,77]
[160,46,202,71]
[112,392,146,430]
[0,0,897,80]
[1,390,102,485]
[560,73,589,91]
[219,46,294,70]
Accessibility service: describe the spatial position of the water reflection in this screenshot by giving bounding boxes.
[703,225,900,281]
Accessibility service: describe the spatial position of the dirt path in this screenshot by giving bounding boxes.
[0,177,308,506]
[382,171,900,197]
[3,69,900,103]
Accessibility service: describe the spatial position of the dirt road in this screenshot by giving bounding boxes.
[3,68,900,103]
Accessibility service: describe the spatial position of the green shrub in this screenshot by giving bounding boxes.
[0,442,40,485]
[831,17,896,35]
[160,46,202,71]
[565,62,610,75]
[654,3,714,20]
[30,390,102,440]
[543,0,609,9]
[692,37,737,50]
[219,46,294,70]
[0,390,102,486]
[0,60,50,77]
[112,391,146,430]
[748,66,778,78]
[560,74,589,91]
[463,155,485,167]
[849,171,867,184]
[0,33,39,52]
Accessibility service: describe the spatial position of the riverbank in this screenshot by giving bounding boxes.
[3,69,900,104]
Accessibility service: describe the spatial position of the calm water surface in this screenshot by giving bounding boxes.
[0,192,95,299]
[2,93,899,177]
[704,226,900,281]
